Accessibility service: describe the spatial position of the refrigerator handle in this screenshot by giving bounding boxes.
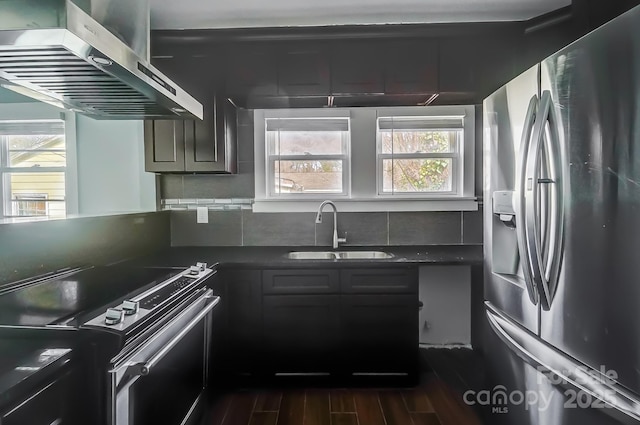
[486,302,640,424]
[515,95,540,306]
[527,91,565,310]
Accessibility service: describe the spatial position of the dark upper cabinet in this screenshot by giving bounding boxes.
[144,120,185,173]
[151,24,523,111]
[438,35,519,104]
[331,42,384,95]
[277,44,331,96]
[226,47,278,98]
[145,56,237,173]
[439,37,477,100]
[383,40,438,95]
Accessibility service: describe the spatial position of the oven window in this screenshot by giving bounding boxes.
[131,320,206,424]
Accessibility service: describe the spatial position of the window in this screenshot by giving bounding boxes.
[0,120,67,218]
[265,117,350,198]
[254,106,475,212]
[14,193,47,216]
[377,116,463,195]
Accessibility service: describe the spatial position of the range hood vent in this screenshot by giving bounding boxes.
[0,0,203,120]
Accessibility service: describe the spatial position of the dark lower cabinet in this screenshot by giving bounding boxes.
[222,266,418,381]
[262,295,340,373]
[341,268,418,294]
[341,294,419,375]
[224,270,262,376]
[2,369,73,425]
[262,269,340,294]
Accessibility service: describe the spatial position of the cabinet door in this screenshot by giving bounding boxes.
[225,270,262,375]
[262,269,340,294]
[263,295,340,373]
[278,45,330,96]
[145,55,237,173]
[184,95,237,173]
[144,119,185,172]
[341,267,418,294]
[331,42,384,94]
[383,40,438,95]
[2,370,72,425]
[438,37,478,102]
[226,47,278,98]
[341,295,418,374]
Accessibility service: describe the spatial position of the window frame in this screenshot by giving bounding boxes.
[13,193,48,217]
[253,106,476,213]
[265,117,351,199]
[0,105,77,219]
[375,115,466,197]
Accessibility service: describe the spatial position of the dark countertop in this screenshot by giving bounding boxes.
[127,245,483,269]
[0,340,72,410]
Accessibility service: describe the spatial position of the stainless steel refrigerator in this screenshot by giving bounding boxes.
[483,5,640,424]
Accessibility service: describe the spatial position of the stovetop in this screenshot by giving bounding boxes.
[0,266,180,327]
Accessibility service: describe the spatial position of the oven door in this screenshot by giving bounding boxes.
[109,289,219,425]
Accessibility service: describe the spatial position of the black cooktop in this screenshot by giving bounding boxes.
[0,266,180,327]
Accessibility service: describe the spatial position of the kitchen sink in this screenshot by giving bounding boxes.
[286,252,338,260]
[286,251,394,260]
[335,251,394,259]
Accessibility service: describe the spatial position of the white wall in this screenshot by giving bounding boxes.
[419,265,471,345]
[76,115,156,215]
[0,102,156,215]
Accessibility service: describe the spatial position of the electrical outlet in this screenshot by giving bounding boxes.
[196,207,208,224]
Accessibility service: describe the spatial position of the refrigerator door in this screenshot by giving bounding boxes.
[540,4,640,397]
[487,303,640,425]
[484,65,541,335]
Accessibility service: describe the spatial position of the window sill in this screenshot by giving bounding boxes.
[252,198,478,213]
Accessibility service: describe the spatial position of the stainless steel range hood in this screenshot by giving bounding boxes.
[0,0,203,120]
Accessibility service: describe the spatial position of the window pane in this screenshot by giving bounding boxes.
[8,134,66,167]
[7,172,66,218]
[382,159,453,193]
[273,160,343,194]
[269,131,345,156]
[380,130,458,154]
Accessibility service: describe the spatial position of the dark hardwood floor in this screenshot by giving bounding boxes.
[205,374,482,425]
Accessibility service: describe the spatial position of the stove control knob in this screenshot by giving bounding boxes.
[188,265,200,276]
[196,262,207,271]
[105,308,124,326]
[122,300,139,316]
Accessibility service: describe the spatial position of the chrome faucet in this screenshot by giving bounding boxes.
[315,200,347,249]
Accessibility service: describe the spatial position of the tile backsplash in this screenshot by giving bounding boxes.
[162,109,484,247]
[169,209,483,247]
[0,212,170,286]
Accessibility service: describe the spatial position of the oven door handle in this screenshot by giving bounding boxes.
[126,292,219,377]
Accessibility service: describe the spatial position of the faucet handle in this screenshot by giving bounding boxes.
[338,231,347,244]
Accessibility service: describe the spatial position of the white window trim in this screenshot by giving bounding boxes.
[254,106,477,213]
[0,103,78,219]
[265,116,351,199]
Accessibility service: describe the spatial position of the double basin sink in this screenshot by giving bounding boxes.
[287,251,394,260]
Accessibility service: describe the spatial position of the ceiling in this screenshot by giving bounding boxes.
[150,0,571,30]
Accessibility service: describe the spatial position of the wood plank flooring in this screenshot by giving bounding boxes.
[206,375,482,425]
